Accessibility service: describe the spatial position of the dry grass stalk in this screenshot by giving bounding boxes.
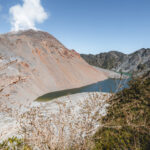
[4,92,110,150]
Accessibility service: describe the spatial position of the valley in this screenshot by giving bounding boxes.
[0,30,149,150]
[0,0,150,149]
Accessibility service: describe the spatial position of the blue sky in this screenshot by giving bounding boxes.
[0,0,150,54]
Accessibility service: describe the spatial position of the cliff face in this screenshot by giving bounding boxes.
[0,30,107,104]
[81,49,150,75]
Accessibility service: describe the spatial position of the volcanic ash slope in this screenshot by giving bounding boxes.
[0,30,107,104]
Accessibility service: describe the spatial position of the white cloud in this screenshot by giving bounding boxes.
[9,0,48,31]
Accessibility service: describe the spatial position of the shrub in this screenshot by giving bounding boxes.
[92,71,150,150]
[0,137,31,150]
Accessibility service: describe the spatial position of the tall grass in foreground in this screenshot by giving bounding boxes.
[0,93,111,150]
[1,72,149,150]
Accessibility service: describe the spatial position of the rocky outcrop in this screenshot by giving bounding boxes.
[0,30,107,105]
[81,49,150,75]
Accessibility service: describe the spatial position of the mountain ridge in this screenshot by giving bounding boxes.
[81,48,150,75]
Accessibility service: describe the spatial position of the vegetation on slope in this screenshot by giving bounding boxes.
[81,51,126,70]
[0,72,149,150]
[81,48,150,75]
[93,71,150,150]
[0,137,31,150]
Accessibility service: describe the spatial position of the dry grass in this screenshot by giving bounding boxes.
[0,92,111,150]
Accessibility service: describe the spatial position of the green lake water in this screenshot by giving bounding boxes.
[36,78,130,102]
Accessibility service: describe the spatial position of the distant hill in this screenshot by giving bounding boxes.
[81,48,150,76]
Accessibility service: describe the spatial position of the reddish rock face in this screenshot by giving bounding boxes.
[0,30,107,104]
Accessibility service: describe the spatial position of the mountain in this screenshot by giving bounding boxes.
[81,49,150,75]
[81,51,127,70]
[0,30,107,104]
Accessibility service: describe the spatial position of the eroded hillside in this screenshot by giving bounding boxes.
[0,30,107,104]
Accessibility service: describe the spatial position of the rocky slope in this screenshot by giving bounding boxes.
[81,48,150,75]
[0,30,107,105]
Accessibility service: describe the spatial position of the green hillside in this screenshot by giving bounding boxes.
[93,71,150,150]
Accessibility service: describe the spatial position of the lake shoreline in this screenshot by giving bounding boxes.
[36,78,130,102]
